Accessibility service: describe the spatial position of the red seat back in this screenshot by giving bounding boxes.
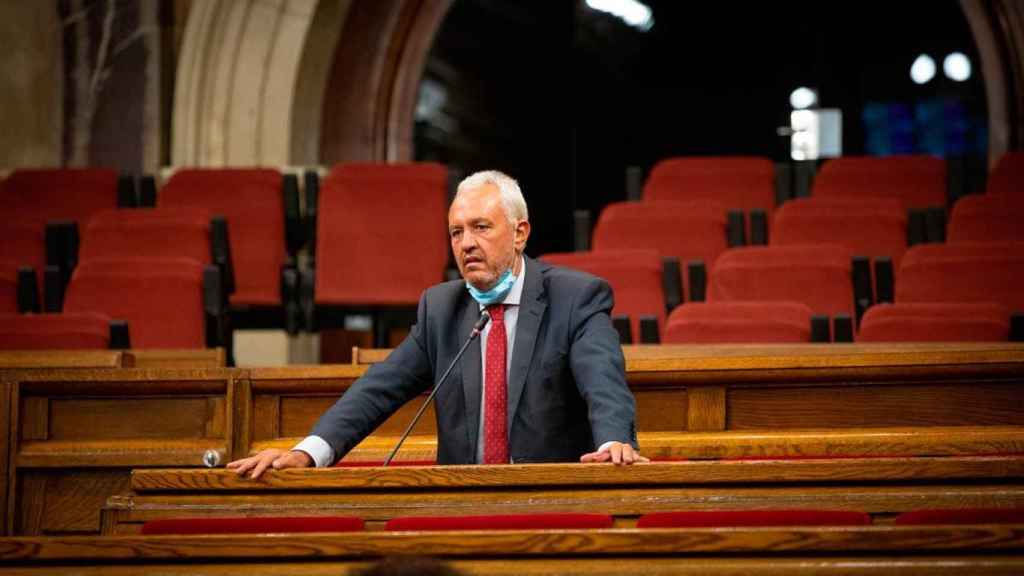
[772,197,907,268]
[63,257,206,348]
[987,151,1024,195]
[643,157,775,214]
[857,302,1009,342]
[637,509,871,528]
[948,194,1024,243]
[0,221,46,272]
[0,265,19,314]
[0,312,111,350]
[711,245,855,316]
[896,242,1024,311]
[160,169,284,307]
[141,516,365,535]
[0,168,120,224]
[814,155,946,209]
[385,513,613,531]
[664,301,813,344]
[80,208,212,264]
[316,163,448,306]
[540,250,665,340]
[894,508,1024,525]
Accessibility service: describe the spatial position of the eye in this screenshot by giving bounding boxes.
[449,228,462,239]
[474,223,489,232]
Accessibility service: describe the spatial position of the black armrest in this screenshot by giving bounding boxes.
[851,256,872,326]
[117,174,137,207]
[300,268,316,332]
[833,314,854,343]
[612,315,632,344]
[210,216,236,296]
[639,315,660,344]
[810,314,830,343]
[686,260,707,302]
[874,257,894,304]
[907,209,927,246]
[774,162,792,205]
[625,166,643,201]
[661,257,682,313]
[45,220,79,283]
[749,209,768,245]
[1011,312,1024,342]
[304,170,319,259]
[925,206,946,243]
[283,173,303,255]
[727,210,746,247]
[203,265,228,349]
[573,210,591,252]
[109,320,130,349]
[138,175,157,207]
[16,267,39,313]
[44,265,63,313]
[281,265,299,336]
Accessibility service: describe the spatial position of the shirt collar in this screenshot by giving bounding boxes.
[478,255,525,310]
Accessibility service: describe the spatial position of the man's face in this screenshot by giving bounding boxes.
[448,183,530,290]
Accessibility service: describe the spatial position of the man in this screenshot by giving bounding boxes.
[229,170,645,479]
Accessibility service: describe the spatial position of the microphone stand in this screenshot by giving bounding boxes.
[382,311,490,466]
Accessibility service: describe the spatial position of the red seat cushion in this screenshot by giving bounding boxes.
[0,265,18,314]
[894,508,1024,525]
[643,157,775,215]
[0,168,120,224]
[0,312,112,350]
[80,207,212,264]
[664,301,813,344]
[896,242,1024,311]
[637,510,871,528]
[948,194,1024,243]
[385,513,614,531]
[857,302,1009,342]
[813,155,946,210]
[141,516,364,535]
[772,197,907,268]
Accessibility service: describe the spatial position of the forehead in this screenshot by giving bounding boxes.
[449,183,503,223]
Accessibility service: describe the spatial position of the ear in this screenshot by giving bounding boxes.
[514,219,531,252]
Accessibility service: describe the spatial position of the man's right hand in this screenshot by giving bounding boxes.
[226,449,313,480]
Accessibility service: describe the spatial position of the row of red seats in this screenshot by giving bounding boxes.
[139,507,1023,535]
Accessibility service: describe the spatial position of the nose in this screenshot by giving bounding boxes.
[458,229,477,252]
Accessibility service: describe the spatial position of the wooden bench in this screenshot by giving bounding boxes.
[1,525,1022,574]
[101,457,1024,535]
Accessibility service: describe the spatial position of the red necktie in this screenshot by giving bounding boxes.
[483,304,508,464]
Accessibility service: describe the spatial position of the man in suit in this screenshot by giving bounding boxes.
[229,170,645,478]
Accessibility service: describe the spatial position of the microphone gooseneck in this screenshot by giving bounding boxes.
[382,310,491,466]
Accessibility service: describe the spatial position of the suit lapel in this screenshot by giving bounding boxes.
[459,296,483,460]
[508,257,547,431]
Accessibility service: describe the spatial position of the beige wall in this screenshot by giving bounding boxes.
[0,3,62,168]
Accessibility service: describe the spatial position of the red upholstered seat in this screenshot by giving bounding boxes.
[643,156,775,215]
[63,257,206,348]
[710,245,855,316]
[592,201,728,301]
[0,220,46,276]
[894,508,1024,525]
[987,151,1024,195]
[857,302,1009,342]
[0,168,120,224]
[664,301,813,344]
[540,250,665,340]
[636,510,871,528]
[80,207,213,264]
[385,513,614,531]
[0,312,111,350]
[160,169,285,307]
[896,242,1024,311]
[813,155,946,209]
[772,197,907,268]
[0,266,21,314]
[316,163,448,306]
[141,516,365,535]
[948,194,1024,243]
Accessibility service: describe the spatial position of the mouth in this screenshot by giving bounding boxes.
[463,256,483,268]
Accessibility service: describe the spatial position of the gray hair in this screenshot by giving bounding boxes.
[456,170,529,224]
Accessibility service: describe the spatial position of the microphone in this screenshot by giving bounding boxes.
[383,310,491,466]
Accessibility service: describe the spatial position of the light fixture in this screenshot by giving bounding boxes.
[585,0,654,31]
[943,52,971,82]
[789,87,818,110]
[910,54,936,85]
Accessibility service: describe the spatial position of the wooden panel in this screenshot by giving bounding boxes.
[727,382,1024,429]
[634,389,687,432]
[16,439,227,468]
[17,398,46,442]
[0,382,9,537]
[47,398,217,440]
[0,351,123,369]
[124,348,226,368]
[16,470,129,535]
[686,386,725,431]
[251,396,280,441]
[276,395,437,438]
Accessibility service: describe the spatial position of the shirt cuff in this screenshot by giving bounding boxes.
[292,435,334,468]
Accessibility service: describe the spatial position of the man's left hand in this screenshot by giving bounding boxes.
[580,442,649,465]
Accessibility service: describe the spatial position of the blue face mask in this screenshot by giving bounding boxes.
[466,267,517,305]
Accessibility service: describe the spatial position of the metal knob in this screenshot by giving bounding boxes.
[203,449,222,468]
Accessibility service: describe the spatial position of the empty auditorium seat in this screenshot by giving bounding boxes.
[385,513,614,531]
[79,207,213,264]
[857,303,1009,342]
[0,266,19,314]
[591,201,728,301]
[63,257,208,349]
[772,197,908,267]
[642,156,776,215]
[896,242,1024,312]
[636,510,871,528]
[159,169,288,314]
[141,516,365,535]
[710,245,856,317]
[540,250,665,343]
[813,155,947,209]
[0,168,122,224]
[0,220,46,276]
[894,508,1024,525]
[0,312,113,350]
[663,301,815,344]
[948,193,1024,243]
[986,150,1024,195]
[315,163,449,308]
